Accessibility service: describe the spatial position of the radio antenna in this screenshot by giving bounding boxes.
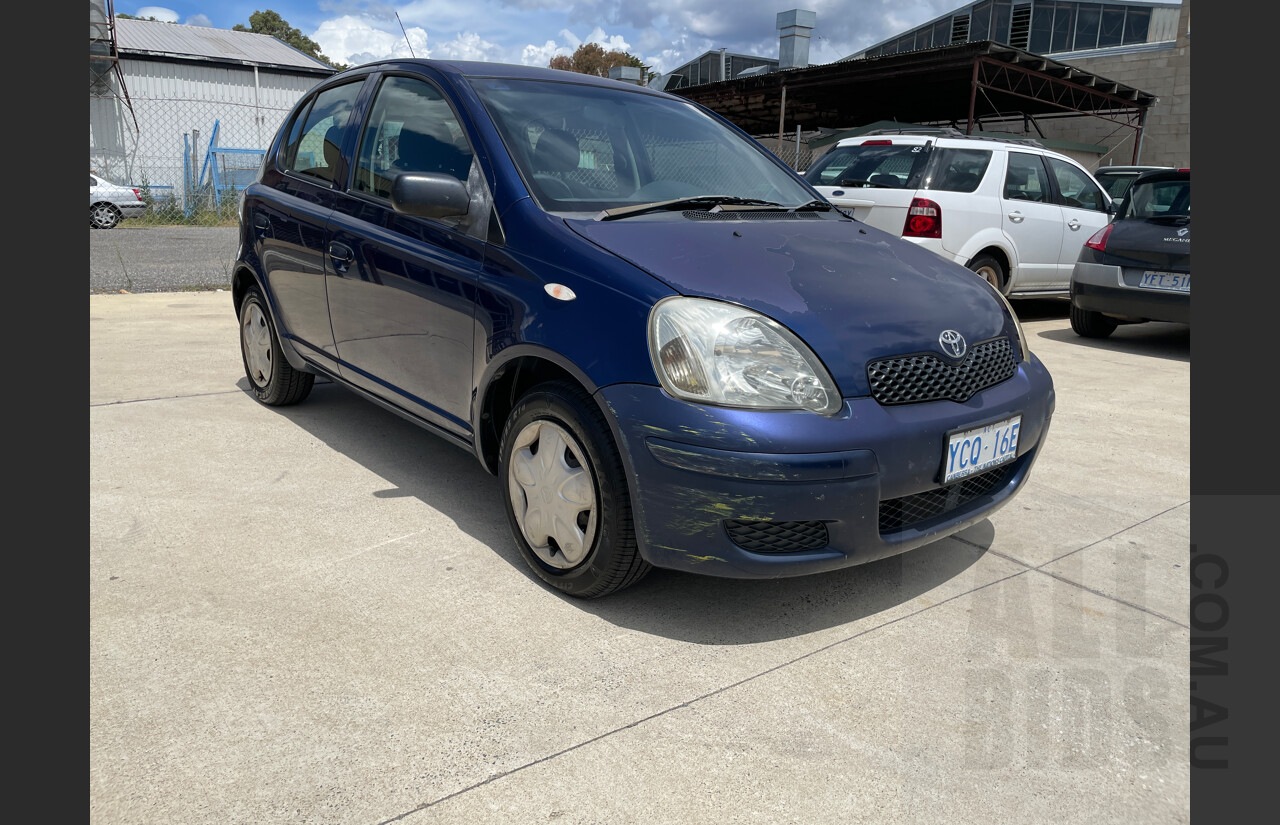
[395,12,416,58]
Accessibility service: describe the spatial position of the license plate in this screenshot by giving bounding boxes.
[1139,271,1190,293]
[943,415,1021,484]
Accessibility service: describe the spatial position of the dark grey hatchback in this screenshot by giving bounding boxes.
[233,59,1055,598]
[1070,168,1190,338]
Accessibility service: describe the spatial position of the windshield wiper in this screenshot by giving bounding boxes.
[595,196,783,221]
[790,200,835,212]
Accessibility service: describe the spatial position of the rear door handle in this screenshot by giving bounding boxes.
[1067,219,1081,230]
[328,241,355,273]
[1007,211,1024,223]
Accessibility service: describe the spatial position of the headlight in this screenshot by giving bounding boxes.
[648,297,842,415]
[987,284,1031,363]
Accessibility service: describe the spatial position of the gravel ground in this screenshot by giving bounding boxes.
[90,226,239,294]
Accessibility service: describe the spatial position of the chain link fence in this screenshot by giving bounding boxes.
[90,92,290,228]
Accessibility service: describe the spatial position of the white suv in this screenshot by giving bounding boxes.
[803,131,1112,296]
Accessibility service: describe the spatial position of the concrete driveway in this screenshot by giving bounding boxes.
[90,293,1190,824]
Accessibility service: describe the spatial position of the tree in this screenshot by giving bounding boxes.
[233,10,347,71]
[549,43,651,82]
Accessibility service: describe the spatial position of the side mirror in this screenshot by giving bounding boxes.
[391,173,470,220]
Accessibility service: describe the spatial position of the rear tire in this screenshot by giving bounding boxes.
[500,381,650,598]
[967,253,1006,294]
[90,203,121,230]
[1070,303,1119,339]
[239,285,314,405]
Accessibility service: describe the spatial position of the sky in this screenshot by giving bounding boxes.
[123,0,991,75]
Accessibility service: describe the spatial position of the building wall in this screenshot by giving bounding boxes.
[90,56,324,205]
[1046,0,1190,169]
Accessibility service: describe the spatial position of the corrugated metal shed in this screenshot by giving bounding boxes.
[116,18,332,74]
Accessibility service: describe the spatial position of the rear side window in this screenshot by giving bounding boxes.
[803,143,930,188]
[926,148,992,193]
[281,80,364,185]
[1003,152,1051,202]
[1046,157,1107,212]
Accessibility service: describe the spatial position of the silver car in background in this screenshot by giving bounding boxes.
[90,172,146,229]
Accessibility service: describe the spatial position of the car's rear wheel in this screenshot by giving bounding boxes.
[500,380,650,598]
[1069,303,1119,338]
[90,203,121,230]
[239,285,315,405]
[967,254,1006,293]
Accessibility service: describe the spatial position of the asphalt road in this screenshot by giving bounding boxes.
[90,226,239,294]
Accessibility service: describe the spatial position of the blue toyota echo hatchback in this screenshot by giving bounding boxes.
[233,59,1055,598]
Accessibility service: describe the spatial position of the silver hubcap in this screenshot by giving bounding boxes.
[91,205,117,228]
[974,265,1000,290]
[508,420,597,569]
[241,302,274,388]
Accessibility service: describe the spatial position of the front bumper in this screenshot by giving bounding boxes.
[1071,262,1190,325]
[598,355,1055,579]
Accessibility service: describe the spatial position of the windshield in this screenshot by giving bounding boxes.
[470,78,814,213]
[803,143,932,189]
[1123,177,1190,219]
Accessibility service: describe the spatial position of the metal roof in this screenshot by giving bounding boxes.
[673,40,1158,155]
[115,17,333,74]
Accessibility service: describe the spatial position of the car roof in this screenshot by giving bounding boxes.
[1094,166,1169,175]
[338,58,672,97]
[1130,168,1190,184]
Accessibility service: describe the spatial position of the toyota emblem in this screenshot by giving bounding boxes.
[939,329,967,358]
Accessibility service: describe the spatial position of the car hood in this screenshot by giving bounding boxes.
[566,214,1010,397]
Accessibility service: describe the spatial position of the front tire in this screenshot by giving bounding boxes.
[1070,303,1119,338]
[967,253,1007,294]
[90,203,121,229]
[500,381,650,598]
[239,285,314,405]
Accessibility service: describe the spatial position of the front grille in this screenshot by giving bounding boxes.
[867,337,1016,405]
[725,520,829,553]
[879,465,1012,533]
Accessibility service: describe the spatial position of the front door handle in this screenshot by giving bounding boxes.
[251,213,270,237]
[1007,211,1024,223]
[328,241,354,273]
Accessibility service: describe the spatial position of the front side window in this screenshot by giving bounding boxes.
[281,80,364,185]
[803,143,930,189]
[473,78,813,213]
[1046,157,1106,211]
[353,75,474,200]
[1003,152,1050,202]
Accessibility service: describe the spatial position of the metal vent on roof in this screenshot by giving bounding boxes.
[1010,4,1032,49]
[951,15,970,44]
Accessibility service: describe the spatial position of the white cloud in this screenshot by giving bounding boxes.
[133,6,178,23]
[186,14,212,28]
[432,32,506,62]
[521,40,569,67]
[313,15,429,65]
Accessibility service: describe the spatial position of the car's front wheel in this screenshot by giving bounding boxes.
[1069,303,1119,338]
[239,285,315,405]
[90,203,121,229]
[500,381,650,598]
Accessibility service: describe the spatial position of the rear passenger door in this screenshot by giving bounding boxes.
[1000,151,1063,292]
[1045,156,1111,287]
[325,72,492,440]
[252,79,365,369]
